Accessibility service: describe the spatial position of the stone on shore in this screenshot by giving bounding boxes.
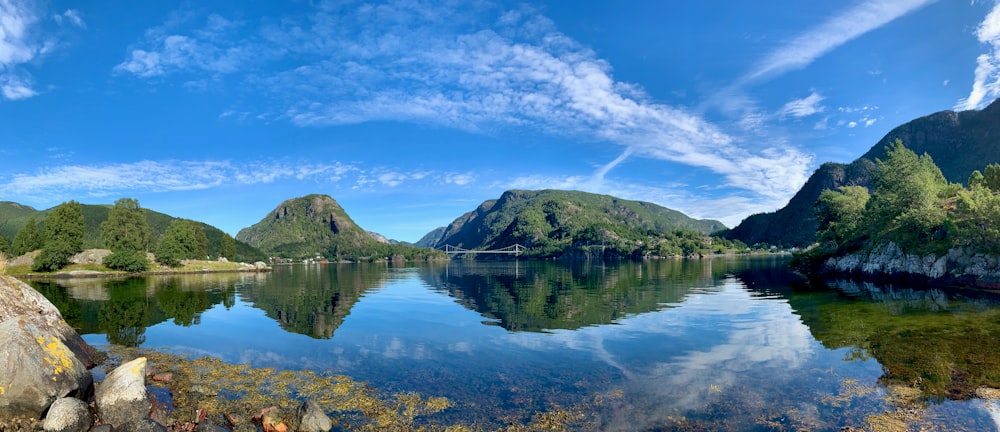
[42,397,92,432]
[95,357,151,428]
[296,400,333,432]
[0,275,96,418]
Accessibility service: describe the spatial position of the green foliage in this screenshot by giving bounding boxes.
[811,140,1000,259]
[103,250,151,272]
[11,216,42,256]
[815,186,869,247]
[156,220,207,267]
[984,163,1000,192]
[220,233,237,259]
[0,234,9,255]
[33,201,85,272]
[101,198,154,252]
[432,190,733,259]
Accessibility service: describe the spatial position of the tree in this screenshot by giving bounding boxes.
[969,170,985,189]
[101,198,153,252]
[815,186,870,247]
[867,140,947,245]
[984,163,1000,192]
[220,234,237,260]
[0,234,9,256]
[11,216,42,256]
[155,220,204,266]
[101,198,154,272]
[33,201,85,272]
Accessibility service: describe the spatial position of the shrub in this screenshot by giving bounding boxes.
[104,250,150,272]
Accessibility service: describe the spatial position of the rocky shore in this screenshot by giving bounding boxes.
[823,241,1000,288]
[0,275,337,432]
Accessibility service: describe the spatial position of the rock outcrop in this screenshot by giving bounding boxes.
[0,275,96,418]
[824,242,1000,287]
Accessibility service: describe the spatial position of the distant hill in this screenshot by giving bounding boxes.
[425,189,728,258]
[236,194,374,258]
[235,194,442,260]
[0,201,265,262]
[727,99,1000,248]
[415,226,446,248]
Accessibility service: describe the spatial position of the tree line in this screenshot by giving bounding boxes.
[0,198,241,272]
[798,139,1000,269]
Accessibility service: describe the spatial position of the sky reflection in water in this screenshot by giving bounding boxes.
[34,258,1000,431]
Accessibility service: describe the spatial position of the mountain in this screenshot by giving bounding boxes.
[415,226,446,248]
[727,99,1000,248]
[0,201,264,262]
[236,194,444,261]
[236,194,375,258]
[425,189,727,258]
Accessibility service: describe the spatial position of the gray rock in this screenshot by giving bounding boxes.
[43,397,92,432]
[0,276,96,418]
[114,418,166,432]
[95,357,150,428]
[296,400,332,432]
[92,425,113,432]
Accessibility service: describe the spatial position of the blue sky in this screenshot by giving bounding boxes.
[1,0,999,242]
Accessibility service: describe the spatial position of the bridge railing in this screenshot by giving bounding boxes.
[440,244,525,256]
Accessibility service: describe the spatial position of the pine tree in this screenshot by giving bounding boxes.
[11,216,42,256]
[34,201,85,272]
[220,234,237,260]
[101,198,153,272]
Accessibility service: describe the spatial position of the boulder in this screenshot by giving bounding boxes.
[0,276,96,418]
[42,397,92,432]
[95,357,150,428]
[70,249,112,265]
[296,400,332,432]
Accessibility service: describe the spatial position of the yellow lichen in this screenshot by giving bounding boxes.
[35,335,73,377]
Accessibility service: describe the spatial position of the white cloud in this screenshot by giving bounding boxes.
[54,9,85,29]
[116,2,813,217]
[114,14,253,78]
[777,92,825,118]
[956,2,1000,110]
[0,0,40,100]
[741,0,935,84]
[0,159,480,203]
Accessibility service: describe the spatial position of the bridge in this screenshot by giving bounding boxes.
[441,244,525,256]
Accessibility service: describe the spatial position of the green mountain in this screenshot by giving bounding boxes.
[427,189,728,258]
[0,201,264,262]
[727,99,1000,248]
[236,194,374,258]
[235,194,443,260]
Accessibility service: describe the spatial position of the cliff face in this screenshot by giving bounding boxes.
[824,242,1000,288]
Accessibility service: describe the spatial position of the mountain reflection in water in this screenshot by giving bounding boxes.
[28,257,1000,431]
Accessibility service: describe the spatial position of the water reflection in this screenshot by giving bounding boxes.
[30,274,240,347]
[24,258,1000,430]
[790,277,1000,401]
[420,258,770,332]
[236,264,389,338]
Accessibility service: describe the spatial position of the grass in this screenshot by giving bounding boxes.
[3,250,262,278]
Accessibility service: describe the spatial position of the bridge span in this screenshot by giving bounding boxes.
[440,244,525,256]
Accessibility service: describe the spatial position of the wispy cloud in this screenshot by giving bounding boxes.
[0,0,40,100]
[956,2,1000,110]
[741,0,935,84]
[115,1,812,212]
[777,92,825,118]
[0,159,475,203]
[0,1,84,100]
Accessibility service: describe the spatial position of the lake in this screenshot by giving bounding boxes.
[29,256,1000,431]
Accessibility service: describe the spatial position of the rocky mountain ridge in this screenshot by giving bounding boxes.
[727,99,1000,247]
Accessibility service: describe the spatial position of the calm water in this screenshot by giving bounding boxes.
[30,257,1000,430]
